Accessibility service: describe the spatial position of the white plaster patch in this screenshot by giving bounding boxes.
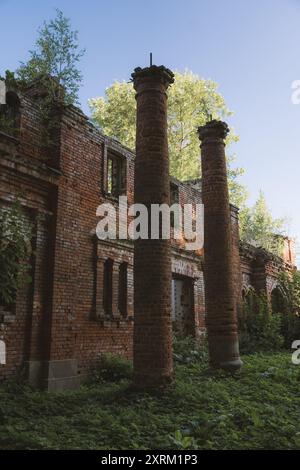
[0,81,6,104]
[0,340,6,365]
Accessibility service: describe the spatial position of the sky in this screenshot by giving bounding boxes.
[1,0,299,265]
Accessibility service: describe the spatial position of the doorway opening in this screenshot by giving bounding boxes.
[171,275,195,337]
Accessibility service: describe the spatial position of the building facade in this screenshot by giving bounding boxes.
[0,80,296,390]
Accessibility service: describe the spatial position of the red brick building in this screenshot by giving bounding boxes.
[0,80,296,390]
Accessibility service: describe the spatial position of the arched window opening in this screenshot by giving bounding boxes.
[271,286,286,314]
[103,259,113,316]
[118,262,128,317]
[242,287,256,315]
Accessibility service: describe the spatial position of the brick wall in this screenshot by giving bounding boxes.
[240,243,296,301]
[0,80,294,388]
[0,89,57,381]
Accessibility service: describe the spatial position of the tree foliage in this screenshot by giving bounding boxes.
[240,191,286,255]
[89,71,247,208]
[16,9,85,105]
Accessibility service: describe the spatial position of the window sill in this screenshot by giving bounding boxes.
[101,191,127,202]
[93,315,133,327]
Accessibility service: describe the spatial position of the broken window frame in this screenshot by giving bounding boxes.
[105,150,127,198]
[170,182,180,228]
[118,262,128,317]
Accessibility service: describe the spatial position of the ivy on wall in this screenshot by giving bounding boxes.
[0,200,33,307]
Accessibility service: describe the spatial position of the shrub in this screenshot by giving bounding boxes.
[173,335,208,365]
[239,291,284,354]
[89,353,133,383]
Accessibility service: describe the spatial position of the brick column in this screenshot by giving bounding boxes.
[26,211,50,386]
[198,120,242,372]
[132,65,174,389]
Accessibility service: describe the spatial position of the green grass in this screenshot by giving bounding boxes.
[0,352,300,450]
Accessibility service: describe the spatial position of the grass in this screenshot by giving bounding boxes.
[0,352,300,450]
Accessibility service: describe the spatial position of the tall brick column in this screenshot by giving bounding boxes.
[198,120,242,372]
[131,65,174,388]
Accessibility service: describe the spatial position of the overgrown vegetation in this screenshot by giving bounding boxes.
[239,272,300,353]
[173,335,208,365]
[239,291,284,354]
[274,271,300,347]
[0,110,17,137]
[0,351,299,450]
[88,353,133,384]
[0,200,33,307]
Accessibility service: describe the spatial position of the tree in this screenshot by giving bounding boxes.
[89,71,247,207]
[240,191,286,255]
[17,9,85,105]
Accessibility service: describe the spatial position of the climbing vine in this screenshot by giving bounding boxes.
[0,200,33,307]
[276,271,300,347]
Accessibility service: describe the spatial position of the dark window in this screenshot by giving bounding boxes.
[107,158,113,194]
[118,262,128,317]
[0,91,21,137]
[0,297,16,320]
[103,259,113,316]
[170,183,179,205]
[170,183,180,228]
[106,152,126,197]
[242,287,256,315]
[271,287,286,314]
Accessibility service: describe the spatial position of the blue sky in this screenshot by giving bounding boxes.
[1,0,299,264]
